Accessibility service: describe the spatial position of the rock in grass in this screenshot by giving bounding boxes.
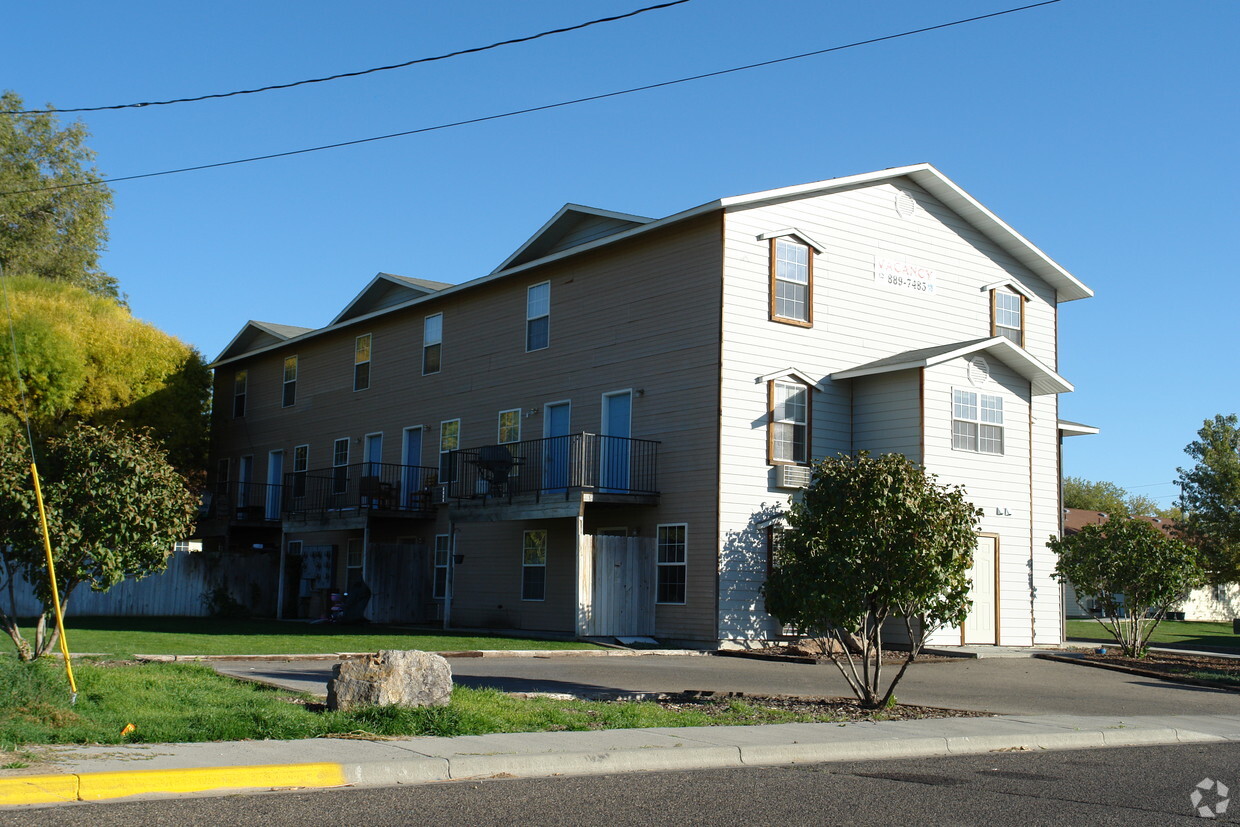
[326,650,452,711]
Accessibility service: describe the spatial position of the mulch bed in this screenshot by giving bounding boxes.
[1047,647,1240,691]
[648,692,987,722]
[719,645,965,666]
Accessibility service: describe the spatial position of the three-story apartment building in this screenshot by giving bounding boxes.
[203,163,1093,646]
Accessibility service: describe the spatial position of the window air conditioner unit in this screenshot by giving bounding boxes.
[776,464,811,489]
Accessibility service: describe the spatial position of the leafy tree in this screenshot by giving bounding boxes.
[1063,476,1177,520]
[763,453,981,709]
[0,424,198,660]
[1177,414,1240,583]
[1050,516,1204,658]
[0,90,117,299]
[0,275,210,475]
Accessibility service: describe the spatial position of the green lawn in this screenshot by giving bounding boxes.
[0,658,863,750]
[1066,618,1239,651]
[14,616,603,657]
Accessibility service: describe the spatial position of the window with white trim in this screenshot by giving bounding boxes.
[526,282,550,351]
[498,409,521,444]
[292,444,309,498]
[332,437,350,493]
[282,356,298,407]
[232,370,247,417]
[771,238,812,326]
[439,419,460,481]
[354,334,371,391]
[522,529,547,601]
[952,389,1004,454]
[423,314,442,375]
[433,534,450,599]
[992,289,1023,346]
[346,538,364,588]
[656,524,687,604]
[769,380,809,465]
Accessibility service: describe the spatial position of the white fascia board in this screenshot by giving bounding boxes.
[756,228,827,254]
[1058,420,1100,437]
[832,337,1072,396]
[980,279,1036,301]
[755,367,824,389]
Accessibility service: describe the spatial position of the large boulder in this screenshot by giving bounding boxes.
[326,649,453,711]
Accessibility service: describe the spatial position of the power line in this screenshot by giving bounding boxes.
[0,0,694,115]
[0,0,1064,196]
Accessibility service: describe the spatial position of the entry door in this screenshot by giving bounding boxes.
[365,433,383,473]
[963,536,998,644]
[363,433,384,507]
[265,450,283,520]
[402,427,423,508]
[600,391,632,492]
[543,401,571,491]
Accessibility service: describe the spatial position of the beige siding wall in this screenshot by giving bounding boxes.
[718,177,1066,642]
[213,216,724,639]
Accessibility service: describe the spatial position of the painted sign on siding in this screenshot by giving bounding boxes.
[874,254,937,295]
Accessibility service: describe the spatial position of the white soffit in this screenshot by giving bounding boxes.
[1058,419,1100,437]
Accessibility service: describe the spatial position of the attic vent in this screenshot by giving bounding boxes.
[895,192,917,218]
[776,465,812,489]
[967,356,990,387]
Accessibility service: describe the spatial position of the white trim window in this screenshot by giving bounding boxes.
[522,529,547,601]
[770,380,809,465]
[498,409,521,445]
[656,524,687,604]
[332,437,350,494]
[433,534,450,599]
[232,370,247,418]
[526,282,550,351]
[952,389,1004,454]
[423,314,442,375]
[994,290,1023,345]
[282,355,298,407]
[354,334,372,391]
[292,444,309,498]
[439,419,460,481]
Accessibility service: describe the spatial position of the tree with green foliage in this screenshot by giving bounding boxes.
[0,275,210,475]
[0,424,198,661]
[763,453,982,709]
[1063,475,1175,519]
[1050,516,1204,658]
[0,90,117,299]
[1177,414,1240,583]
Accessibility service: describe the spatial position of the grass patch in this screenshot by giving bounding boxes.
[0,658,869,749]
[12,616,602,657]
[1066,619,1239,651]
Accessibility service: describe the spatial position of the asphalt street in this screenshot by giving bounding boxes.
[213,653,1240,716]
[9,742,1237,825]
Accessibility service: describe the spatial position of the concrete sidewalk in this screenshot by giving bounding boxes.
[6,713,1240,808]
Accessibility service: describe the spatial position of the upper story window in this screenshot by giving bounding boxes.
[952,389,1004,454]
[992,289,1024,346]
[354,334,372,391]
[526,282,550,351]
[771,238,812,326]
[498,409,521,444]
[282,356,298,407]
[768,380,809,465]
[332,437,350,493]
[292,444,309,497]
[423,314,442,375]
[232,370,247,418]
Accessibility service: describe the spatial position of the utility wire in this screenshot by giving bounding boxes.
[1,0,694,115]
[0,0,1063,196]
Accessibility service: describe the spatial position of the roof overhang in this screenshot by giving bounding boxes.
[831,336,1073,395]
[1058,419,1100,437]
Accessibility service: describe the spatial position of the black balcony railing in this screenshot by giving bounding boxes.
[204,480,284,522]
[444,433,658,503]
[282,461,439,519]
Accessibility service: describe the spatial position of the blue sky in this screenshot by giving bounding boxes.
[5,0,1237,508]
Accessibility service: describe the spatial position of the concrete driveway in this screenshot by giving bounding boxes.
[210,652,1239,717]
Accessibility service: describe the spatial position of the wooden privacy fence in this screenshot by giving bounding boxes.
[576,535,655,638]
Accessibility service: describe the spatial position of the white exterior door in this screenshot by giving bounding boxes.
[600,390,632,492]
[963,535,998,644]
[543,401,571,491]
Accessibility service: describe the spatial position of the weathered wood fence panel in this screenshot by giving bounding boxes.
[578,535,654,637]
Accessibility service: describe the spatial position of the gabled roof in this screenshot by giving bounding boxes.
[830,336,1073,395]
[331,272,452,325]
[215,320,314,363]
[492,204,653,274]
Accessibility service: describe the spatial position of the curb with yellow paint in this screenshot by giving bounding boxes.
[0,762,346,806]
